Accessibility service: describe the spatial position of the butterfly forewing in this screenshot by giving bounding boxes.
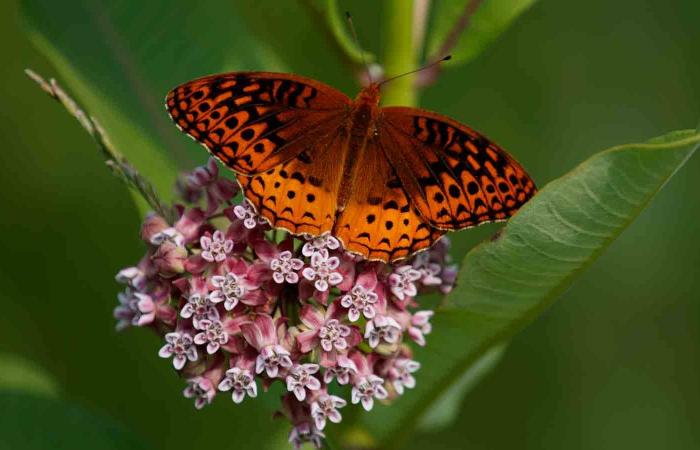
[166,72,350,175]
[238,125,348,237]
[380,107,536,230]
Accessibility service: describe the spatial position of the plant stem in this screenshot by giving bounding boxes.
[25,69,175,222]
[381,0,416,107]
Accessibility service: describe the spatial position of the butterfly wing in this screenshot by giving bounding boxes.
[166,72,350,174]
[167,72,352,236]
[380,107,536,230]
[332,139,445,262]
[238,126,347,236]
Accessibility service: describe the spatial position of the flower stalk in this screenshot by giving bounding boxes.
[380,0,417,107]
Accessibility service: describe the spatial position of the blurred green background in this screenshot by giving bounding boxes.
[1,0,698,449]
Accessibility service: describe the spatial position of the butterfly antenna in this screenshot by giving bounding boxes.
[379,55,452,86]
[346,11,373,83]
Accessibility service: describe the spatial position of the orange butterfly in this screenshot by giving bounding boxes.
[166,72,536,262]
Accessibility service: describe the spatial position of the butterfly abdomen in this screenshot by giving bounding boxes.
[336,89,383,211]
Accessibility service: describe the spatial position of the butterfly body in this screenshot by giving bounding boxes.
[167,72,536,262]
[336,84,382,211]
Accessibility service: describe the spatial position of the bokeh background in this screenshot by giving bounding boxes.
[1,0,698,449]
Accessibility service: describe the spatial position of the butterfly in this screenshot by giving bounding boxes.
[166,72,536,262]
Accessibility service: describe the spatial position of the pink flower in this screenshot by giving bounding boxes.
[416,237,458,294]
[158,332,198,370]
[285,363,321,401]
[279,394,326,449]
[149,208,206,248]
[289,422,325,450]
[113,289,139,330]
[140,213,170,244]
[340,270,381,322]
[233,201,265,229]
[365,315,402,349]
[348,352,388,411]
[440,264,458,294]
[412,252,443,286]
[200,230,233,262]
[408,310,433,346]
[113,289,155,330]
[297,303,359,366]
[302,234,340,257]
[302,250,343,292]
[254,239,304,285]
[387,358,420,395]
[115,266,147,291]
[318,319,351,353]
[310,393,346,430]
[388,265,422,302]
[183,376,216,409]
[151,240,187,276]
[179,292,219,329]
[194,319,229,354]
[210,272,245,310]
[150,227,185,247]
[322,355,357,386]
[173,207,207,245]
[209,258,263,310]
[218,367,257,403]
[240,314,292,378]
[132,292,156,325]
[270,251,304,284]
[178,158,239,214]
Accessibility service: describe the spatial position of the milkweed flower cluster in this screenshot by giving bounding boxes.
[114,158,457,449]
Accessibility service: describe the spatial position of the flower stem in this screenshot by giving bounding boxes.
[380,1,416,107]
[25,69,175,223]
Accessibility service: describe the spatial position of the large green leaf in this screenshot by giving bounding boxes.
[0,391,149,450]
[426,0,538,66]
[357,130,700,448]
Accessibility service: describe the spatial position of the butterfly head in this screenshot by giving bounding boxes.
[354,83,381,108]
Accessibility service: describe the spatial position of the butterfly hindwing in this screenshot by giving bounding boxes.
[333,139,445,262]
[166,72,350,175]
[380,107,537,230]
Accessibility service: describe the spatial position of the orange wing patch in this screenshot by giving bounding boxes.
[238,127,346,236]
[381,107,536,230]
[333,139,445,262]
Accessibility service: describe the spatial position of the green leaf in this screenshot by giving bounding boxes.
[0,354,60,398]
[358,130,700,448]
[426,0,538,66]
[0,391,149,450]
[417,343,507,430]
